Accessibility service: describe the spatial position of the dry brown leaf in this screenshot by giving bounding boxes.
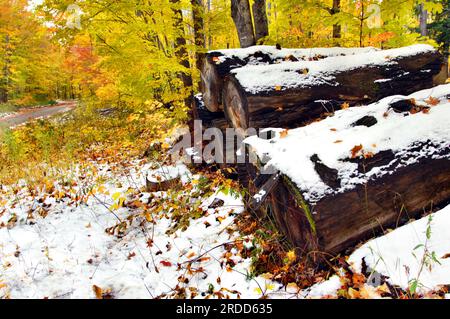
[334,140,343,144]
[330,128,337,132]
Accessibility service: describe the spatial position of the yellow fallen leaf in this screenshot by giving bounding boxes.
[286,250,296,263]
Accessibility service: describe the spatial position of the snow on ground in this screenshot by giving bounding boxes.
[233,44,436,93]
[348,204,450,293]
[245,84,450,204]
[0,158,339,299]
[0,112,15,120]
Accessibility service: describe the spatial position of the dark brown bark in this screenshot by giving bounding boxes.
[171,0,193,101]
[222,51,443,130]
[192,0,206,72]
[231,0,256,48]
[252,0,269,43]
[1,34,12,103]
[332,0,341,39]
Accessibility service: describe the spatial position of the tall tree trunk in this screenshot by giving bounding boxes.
[252,0,269,43]
[191,0,206,72]
[419,3,428,36]
[332,0,341,39]
[171,0,193,104]
[231,0,256,48]
[359,2,365,47]
[0,34,12,103]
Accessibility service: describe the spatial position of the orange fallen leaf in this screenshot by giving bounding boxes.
[352,273,366,286]
[330,128,337,132]
[348,287,361,299]
[341,102,350,110]
[351,144,363,158]
[198,257,211,263]
[279,129,289,138]
[275,85,282,91]
[186,251,196,259]
[363,152,374,159]
[92,285,103,299]
[425,96,440,106]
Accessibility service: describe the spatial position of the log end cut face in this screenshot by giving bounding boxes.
[223,78,249,130]
[200,59,222,112]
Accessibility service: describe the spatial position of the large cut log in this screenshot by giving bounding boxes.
[201,46,379,112]
[244,84,450,260]
[223,44,444,130]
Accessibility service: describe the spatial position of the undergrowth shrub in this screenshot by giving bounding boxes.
[0,99,180,185]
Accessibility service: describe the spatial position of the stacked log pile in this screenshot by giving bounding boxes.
[190,44,449,258]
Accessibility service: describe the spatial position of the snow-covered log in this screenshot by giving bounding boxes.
[200,45,379,112]
[244,84,450,258]
[224,45,443,130]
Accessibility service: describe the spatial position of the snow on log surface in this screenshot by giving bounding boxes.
[232,45,437,94]
[244,84,450,203]
[223,44,443,129]
[201,45,379,112]
[244,84,450,255]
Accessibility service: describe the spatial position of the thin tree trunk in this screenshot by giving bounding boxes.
[231,0,256,48]
[332,0,341,39]
[171,0,193,104]
[252,0,269,43]
[1,34,12,103]
[191,0,205,72]
[419,3,428,36]
[359,2,365,47]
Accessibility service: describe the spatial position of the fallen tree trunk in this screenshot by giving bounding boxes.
[223,45,443,130]
[201,46,379,112]
[244,84,450,259]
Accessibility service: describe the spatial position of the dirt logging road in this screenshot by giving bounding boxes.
[0,101,77,127]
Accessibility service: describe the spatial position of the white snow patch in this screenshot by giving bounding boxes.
[348,204,450,293]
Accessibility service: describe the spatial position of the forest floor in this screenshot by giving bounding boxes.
[0,104,449,299]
